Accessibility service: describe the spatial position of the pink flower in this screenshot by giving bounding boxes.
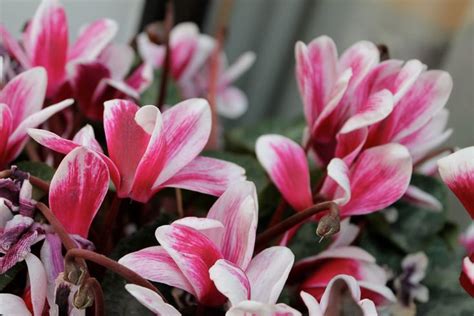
[28,98,245,202]
[300,275,378,316]
[295,36,453,167]
[70,44,153,120]
[0,67,73,167]
[294,220,396,306]
[256,134,412,217]
[119,181,259,306]
[0,0,118,96]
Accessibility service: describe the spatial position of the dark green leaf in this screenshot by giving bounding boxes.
[16,161,55,181]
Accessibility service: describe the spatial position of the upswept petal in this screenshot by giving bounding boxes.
[137,33,165,69]
[334,127,368,166]
[341,144,412,216]
[155,224,225,305]
[216,87,249,119]
[438,147,474,218]
[209,259,251,306]
[0,104,12,165]
[68,19,118,63]
[153,99,211,187]
[319,275,361,312]
[0,67,47,126]
[179,34,215,82]
[246,247,294,304]
[256,135,313,211]
[129,106,166,202]
[72,125,103,153]
[126,63,153,93]
[321,158,351,205]
[160,156,246,197]
[103,99,150,196]
[295,37,338,126]
[0,25,31,68]
[300,291,323,316]
[207,181,258,268]
[49,147,109,237]
[27,0,68,93]
[125,284,181,316]
[404,185,442,212]
[97,43,134,80]
[221,51,256,85]
[119,246,194,295]
[25,253,47,316]
[339,41,379,92]
[173,217,225,245]
[0,294,32,316]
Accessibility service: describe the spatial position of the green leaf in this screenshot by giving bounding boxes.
[0,262,25,291]
[102,213,175,316]
[225,116,306,153]
[16,161,55,200]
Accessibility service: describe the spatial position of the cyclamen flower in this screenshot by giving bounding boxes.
[256,134,412,216]
[294,220,396,306]
[300,275,378,316]
[119,181,263,306]
[296,36,453,167]
[438,146,474,296]
[0,67,72,167]
[394,252,429,305]
[29,98,245,202]
[0,0,118,96]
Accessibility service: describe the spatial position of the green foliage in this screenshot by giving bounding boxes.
[16,161,55,200]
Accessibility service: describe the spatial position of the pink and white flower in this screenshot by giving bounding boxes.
[0,67,72,167]
[119,181,258,306]
[0,0,118,96]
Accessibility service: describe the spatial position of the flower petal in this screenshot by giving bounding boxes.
[341,144,412,216]
[49,147,109,237]
[72,125,103,153]
[97,43,134,80]
[221,51,256,85]
[334,127,368,166]
[159,156,246,197]
[438,147,474,218]
[25,253,47,316]
[0,67,47,126]
[300,291,323,316]
[153,99,211,187]
[328,218,360,249]
[0,294,32,316]
[207,181,258,269]
[246,246,294,304]
[227,301,302,316]
[321,158,351,205]
[155,224,225,305]
[403,185,442,212]
[461,255,474,296]
[119,246,194,295]
[0,104,12,166]
[125,284,181,316]
[319,275,361,312]
[209,259,251,306]
[137,32,165,69]
[68,19,118,63]
[172,217,224,245]
[125,63,153,93]
[256,135,313,211]
[27,0,68,94]
[0,25,30,68]
[339,41,379,92]
[216,87,248,119]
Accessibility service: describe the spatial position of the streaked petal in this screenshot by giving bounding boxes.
[319,275,361,312]
[179,34,215,82]
[339,41,379,91]
[27,0,68,93]
[438,147,474,218]
[207,181,258,269]
[155,224,225,305]
[334,127,368,166]
[153,99,211,186]
[256,135,313,211]
[321,158,351,205]
[173,217,224,245]
[216,87,248,119]
[27,128,78,154]
[0,104,12,165]
[246,246,294,304]
[0,294,32,316]
[119,246,194,295]
[72,125,103,153]
[159,156,245,197]
[125,63,153,93]
[125,284,181,316]
[0,67,47,126]
[68,19,118,63]
[97,43,134,80]
[137,32,165,69]
[49,147,109,237]
[0,25,30,68]
[403,185,442,212]
[209,259,250,306]
[300,291,323,316]
[341,144,412,216]
[25,253,47,316]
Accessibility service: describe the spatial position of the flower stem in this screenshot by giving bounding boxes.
[156,0,174,109]
[100,193,122,254]
[255,201,340,250]
[175,188,184,218]
[36,202,77,250]
[65,248,165,300]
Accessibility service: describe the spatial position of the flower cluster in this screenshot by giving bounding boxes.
[0,0,472,315]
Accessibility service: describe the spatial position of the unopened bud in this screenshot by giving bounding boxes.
[316,214,340,238]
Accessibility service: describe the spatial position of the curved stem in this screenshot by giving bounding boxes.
[156,0,174,109]
[65,248,165,300]
[88,278,104,316]
[255,201,339,249]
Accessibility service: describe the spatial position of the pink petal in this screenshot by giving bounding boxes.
[216,87,248,119]
[124,284,180,316]
[296,246,376,269]
[27,128,79,154]
[462,256,474,284]
[0,294,31,316]
[328,218,360,249]
[137,32,165,69]
[97,43,134,80]
[103,99,150,197]
[129,106,166,203]
[321,158,351,206]
[300,291,323,316]
[68,19,118,63]
[295,37,338,126]
[159,156,245,197]
[153,99,211,187]
[319,275,362,311]
[246,246,294,304]
[339,41,379,92]
[49,147,109,237]
[155,224,225,305]
[358,281,397,305]
[27,0,68,94]
[438,147,474,218]
[228,301,301,316]
[403,185,442,212]
[179,34,215,82]
[173,217,224,245]
[25,253,47,316]
[341,144,412,216]
[207,181,258,269]
[0,67,47,126]
[0,104,12,166]
[72,125,103,153]
[0,25,30,68]
[126,63,153,93]
[340,89,394,134]
[256,135,313,211]
[334,127,368,166]
[359,299,377,315]
[209,259,251,306]
[169,23,200,80]
[119,246,194,295]
[221,51,256,85]
[7,99,73,162]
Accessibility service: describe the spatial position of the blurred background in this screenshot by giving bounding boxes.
[1,0,473,225]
